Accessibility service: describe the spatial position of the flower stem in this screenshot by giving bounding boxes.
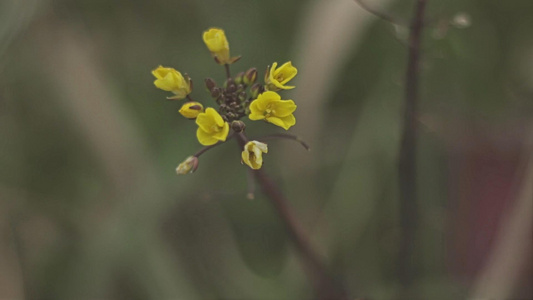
[397,0,427,298]
[353,0,403,25]
[193,133,234,158]
[256,133,311,151]
[235,133,348,299]
[224,64,231,79]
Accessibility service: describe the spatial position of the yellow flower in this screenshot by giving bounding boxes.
[152,66,191,99]
[241,141,268,170]
[196,107,230,146]
[203,28,230,65]
[249,91,296,130]
[176,156,199,175]
[179,102,204,119]
[265,61,297,91]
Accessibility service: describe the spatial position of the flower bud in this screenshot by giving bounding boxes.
[203,28,231,65]
[231,120,246,132]
[211,87,221,98]
[250,83,263,99]
[205,78,217,92]
[243,68,257,85]
[234,71,245,85]
[176,156,199,175]
[238,91,247,102]
[225,78,237,93]
[179,102,204,119]
[152,66,192,100]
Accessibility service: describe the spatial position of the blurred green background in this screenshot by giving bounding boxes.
[1,0,532,299]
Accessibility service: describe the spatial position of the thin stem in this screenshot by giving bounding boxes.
[246,169,255,200]
[186,95,195,102]
[256,133,311,151]
[193,133,234,158]
[397,0,427,298]
[224,64,231,79]
[234,133,349,300]
[353,0,404,25]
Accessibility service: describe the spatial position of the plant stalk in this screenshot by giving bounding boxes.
[235,133,348,300]
[397,0,427,297]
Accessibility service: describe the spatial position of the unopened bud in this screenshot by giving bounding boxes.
[176,156,199,175]
[205,78,217,92]
[238,91,247,102]
[179,102,204,119]
[234,71,245,85]
[211,87,221,98]
[223,78,233,88]
[224,78,236,91]
[250,83,263,99]
[243,68,257,85]
[231,120,246,132]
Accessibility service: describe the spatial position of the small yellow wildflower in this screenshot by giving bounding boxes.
[152,66,191,99]
[196,107,230,146]
[241,141,268,170]
[176,156,199,175]
[179,102,204,119]
[203,28,230,65]
[249,91,296,130]
[265,61,297,91]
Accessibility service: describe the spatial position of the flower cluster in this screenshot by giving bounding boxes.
[153,28,305,174]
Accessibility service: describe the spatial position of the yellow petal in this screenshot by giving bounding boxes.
[152,65,171,79]
[241,149,252,167]
[196,128,219,146]
[255,91,281,110]
[249,113,266,121]
[203,28,229,52]
[196,110,216,132]
[241,141,268,169]
[275,61,298,85]
[203,28,231,64]
[268,62,278,83]
[271,100,296,117]
[270,81,295,90]
[154,74,176,91]
[266,114,296,130]
[210,108,226,127]
[211,122,229,141]
[179,102,204,119]
[254,141,268,153]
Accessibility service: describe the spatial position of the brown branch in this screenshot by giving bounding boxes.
[397,0,428,298]
[235,133,348,300]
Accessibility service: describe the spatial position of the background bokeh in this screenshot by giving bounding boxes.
[1,0,532,299]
